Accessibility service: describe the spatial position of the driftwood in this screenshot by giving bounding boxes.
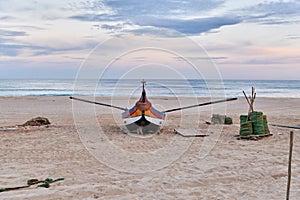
[174,129,208,137]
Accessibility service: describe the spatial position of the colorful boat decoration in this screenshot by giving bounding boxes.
[121,80,165,134]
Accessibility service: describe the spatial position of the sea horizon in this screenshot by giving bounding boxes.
[0,79,299,98]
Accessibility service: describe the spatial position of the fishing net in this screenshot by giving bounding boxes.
[225,116,233,125]
[0,178,64,192]
[263,115,270,135]
[240,121,253,136]
[240,115,248,123]
[211,114,233,125]
[239,112,271,136]
[249,111,265,135]
[211,114,225,124]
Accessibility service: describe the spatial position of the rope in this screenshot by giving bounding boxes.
[0,178,64,192]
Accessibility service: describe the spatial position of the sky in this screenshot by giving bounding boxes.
[0,0,300,80]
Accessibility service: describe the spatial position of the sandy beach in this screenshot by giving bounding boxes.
[0,96,299,199]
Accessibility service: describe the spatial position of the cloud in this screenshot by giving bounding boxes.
[0,43,47,57]
[252,1,300,16]
[0,44,20,56]
[0,29,28,36]
[70,13,119,22]
[174,56,227,62]
[125,26,183,38]
[69,0,234,36]
[0,39,96,57]
[0,29,30,56]
[132,16,241,35]
[0,15,15,20]
[69,0,225,20]
[286,34,300,40]
[242,1,300,24]
[100,23,129,31]
[104,0,224,17]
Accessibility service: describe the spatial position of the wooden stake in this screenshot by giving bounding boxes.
[248,94,255,114]
[252,93,256,112]
[243,91,251,107]
[286,131,294,200]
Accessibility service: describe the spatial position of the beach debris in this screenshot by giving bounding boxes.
[0,126,19,131]
[237,87,271,140]
[21,117,51,127]
[0,117,51,132]
[211,114,233,125]
[0,178,64,193]
[174,129,208,137]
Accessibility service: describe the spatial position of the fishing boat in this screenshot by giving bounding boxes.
[70,80,237,134]
[121,80,165,134]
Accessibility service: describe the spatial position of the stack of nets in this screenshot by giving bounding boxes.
[211,114,233,125]
[239,111,270,136]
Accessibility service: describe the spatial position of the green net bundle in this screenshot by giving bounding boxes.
[239,112,270,136]
[249,111,265,135]
[240,115,248,123]
[211,114,225,124]
[211,114,233,125]
[225,116,233,125]
[263,115,270,135]
[240,121,253,135]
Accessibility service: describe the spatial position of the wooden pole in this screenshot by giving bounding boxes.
[69,96,127,111]
[269,124,300,129]
[163,98,238,113]
[252,93,256,112]
[243,91,251,108]
[286,131,294,200]
[243,88,256,121]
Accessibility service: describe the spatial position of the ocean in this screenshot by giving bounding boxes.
[0,79,299,98]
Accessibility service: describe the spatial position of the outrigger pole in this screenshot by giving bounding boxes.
[69,96,127,111]
[163,97,238,113]
[269,124,300,129]
[70,97,238,113]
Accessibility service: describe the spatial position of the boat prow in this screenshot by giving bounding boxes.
[122,81,165,134]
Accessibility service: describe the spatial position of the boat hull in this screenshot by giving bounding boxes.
[123,115,164,134]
